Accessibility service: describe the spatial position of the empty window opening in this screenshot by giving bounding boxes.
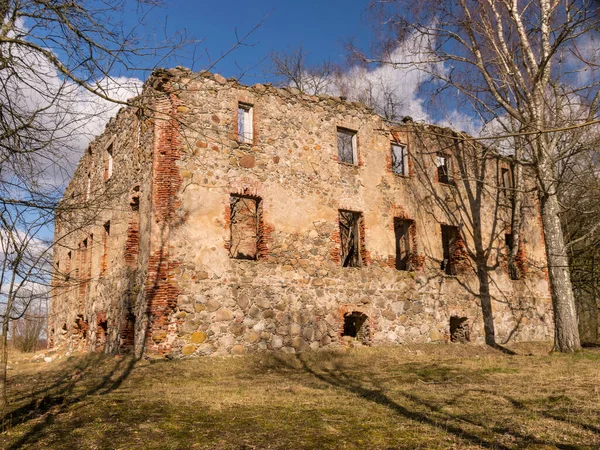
[86,171,91,201]
[501,167,513,199]
[342,311,370,344]
[101,221,110,273]
[436,153,452,184]
[394,218,413,271]
[505,233,521,280]
[337,127,357,165]
[339,210,362,267]
[505,233,513,253]
[105,143,113,180]
[238,103,253,143]
[96,319,108,350]
[450,316,470,343]
[66,251,72,282]
[441,225,459,275]
[230,195,260,260]
[391,143,408,176]
[130,187,140,211]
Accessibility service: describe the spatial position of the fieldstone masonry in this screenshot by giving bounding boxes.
[48,67,553,358]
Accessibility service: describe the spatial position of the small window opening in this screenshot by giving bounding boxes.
[391,143,408,176]
[450,316,470,343]
[394,218,413,271]
[238,103,253,143]
[339,210,362,267]
[437,153,453,184]
[86,172,91,201]
[66,251,72,281]
[96,319,108,350]
[441,225,459,275]
[501,167,513,200]
[229,195,260,260]
[342,311,370,344]
[505,233,521,280]
[505,233,513,253]
[105,144,113,181]
[337,127,357,165]
[130,195,140,211]
[101,221,110,273]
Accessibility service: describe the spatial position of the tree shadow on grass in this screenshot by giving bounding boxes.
[4,353,136,449]
[264,352,586,449]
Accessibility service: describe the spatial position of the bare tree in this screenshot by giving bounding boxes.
[267,46,336,95]
[11,298,46,353]
[364,0,600,352]
[0,0,196,418]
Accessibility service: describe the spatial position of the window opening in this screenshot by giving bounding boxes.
[391,143,408,175]
[339,210,362,267]
[505,233,521,280]
[450,316,470,343]
[394,218,413,271]
[86,172,91,201]
[441,225,459,275]
[229,195,260,260]
[337,127,357,165]
[101,221,110,273]
[342,311,370,344]
[105,143,113,180]
[437,153,452,184]
[501,167,513,200]
[237,103,253,143]
[96,319,108,350]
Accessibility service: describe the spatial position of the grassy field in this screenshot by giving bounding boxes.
[1,342,599,449]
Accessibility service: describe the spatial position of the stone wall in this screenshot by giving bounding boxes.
[49,67,554,357]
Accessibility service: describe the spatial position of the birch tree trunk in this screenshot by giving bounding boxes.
[539,161,582,352]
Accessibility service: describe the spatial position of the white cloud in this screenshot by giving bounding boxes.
[0,18,142,195]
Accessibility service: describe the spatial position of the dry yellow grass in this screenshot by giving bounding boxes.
[1,342,599,449]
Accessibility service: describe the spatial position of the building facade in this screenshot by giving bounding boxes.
[48,67,553,357]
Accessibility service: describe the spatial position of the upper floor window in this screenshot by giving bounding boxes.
[391,143,408,176]
[237,103,253,144]
[436,152,453,184]
[501,167,513,200]
[86,171,91,201]
[104,144,113,181]
[337,127,357,165]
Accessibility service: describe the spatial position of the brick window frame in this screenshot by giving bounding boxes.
[336,127,359,166]
[338,210,365,267]
[440,224,468,275]
[436,152,454,185]
[391,143,409,176]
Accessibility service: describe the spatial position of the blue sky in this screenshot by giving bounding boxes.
[136,0,374,82]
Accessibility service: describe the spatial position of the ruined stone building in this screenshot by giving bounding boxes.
[48,67,553,357]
